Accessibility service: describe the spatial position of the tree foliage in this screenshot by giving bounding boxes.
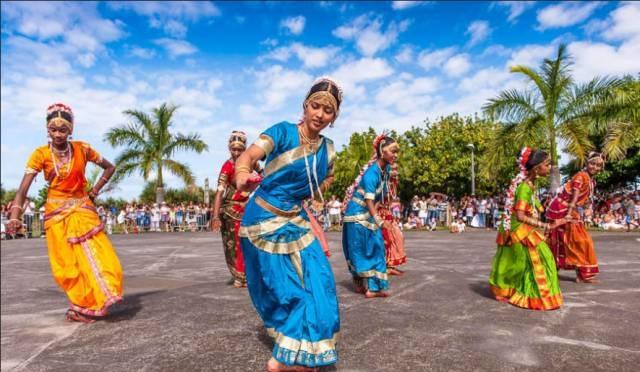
[483,44,627,191]
[104,103,208,204]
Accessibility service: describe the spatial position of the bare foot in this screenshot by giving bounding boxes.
[65,309,96,324]
[495,296,509,303]
[388,267,404,276]
[353,278,365,294]
[365,290,389,298]
[266,357,313,372]
[576,277,599,284]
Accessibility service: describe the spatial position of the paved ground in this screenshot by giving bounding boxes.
[1,230,639,371]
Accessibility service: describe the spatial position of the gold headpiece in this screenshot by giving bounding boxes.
[46,103,74,133]
[228,131,247,149]
[303,77,344,119]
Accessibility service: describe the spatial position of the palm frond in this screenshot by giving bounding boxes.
[509,65,549,100]
[163,133,208,157]
[123,109,155,140]
[603,121,640,161]
[482,89,542,123]
[104,125,147,148]
[163,159,195,186]
[559,76,625,122]
[558,118,594,167]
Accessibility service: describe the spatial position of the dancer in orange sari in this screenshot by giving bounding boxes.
[7,103,123,323]
[547,152,604,283]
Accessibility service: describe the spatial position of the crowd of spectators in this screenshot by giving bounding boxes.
[2,189,639,240]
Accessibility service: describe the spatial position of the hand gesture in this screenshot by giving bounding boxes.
[211,218,221,232]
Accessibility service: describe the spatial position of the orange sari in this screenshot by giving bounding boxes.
[546,171,598,280]
[26,142,123,316]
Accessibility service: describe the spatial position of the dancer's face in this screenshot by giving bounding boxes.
[382,143,400,165]
[47,123,71,147]
[534,157,551,177]
[587,158,604,176]
[304,99,335,133]
[229,145,245,161]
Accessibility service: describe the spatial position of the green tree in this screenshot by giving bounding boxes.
[483,44,625,191]
[327,128,377,198]
[105,103,208,204]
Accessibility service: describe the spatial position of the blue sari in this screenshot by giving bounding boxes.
[240,122,339,367]
[342,163,389,292]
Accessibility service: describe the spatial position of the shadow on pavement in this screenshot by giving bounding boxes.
[106,290,164,322]
[468,282,493,300]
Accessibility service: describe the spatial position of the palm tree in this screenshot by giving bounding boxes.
[105,103,208,203]
[483,44,625,192]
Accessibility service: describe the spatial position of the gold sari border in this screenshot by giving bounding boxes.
[255,196,301,218]
[267,328,339,355]
[246,231,314,254]
[264,138,325,177]
[254,134,275,157]
[239,215,310,237]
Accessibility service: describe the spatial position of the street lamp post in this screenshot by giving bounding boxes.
[467,143,475,196]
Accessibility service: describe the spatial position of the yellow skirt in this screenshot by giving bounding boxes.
[45,201,123,316]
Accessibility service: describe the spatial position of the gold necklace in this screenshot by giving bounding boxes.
[298,125,320,150]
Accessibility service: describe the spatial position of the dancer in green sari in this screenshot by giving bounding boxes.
[489,148,566,310]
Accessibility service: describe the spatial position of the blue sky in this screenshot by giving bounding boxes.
[1,1,638,199]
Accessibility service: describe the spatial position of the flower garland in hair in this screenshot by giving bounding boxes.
[342,132,388,210]
[500,147,532,231]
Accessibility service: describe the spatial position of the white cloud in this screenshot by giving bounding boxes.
[601,2,640,41]
[263,43,340,68]
[108,1,221,38]
[466,20,492,47]
[459,67,512,93]
[395,45,413,63]
[537,2,603,31]
[569,38,640,82]
[417,47,455,70]
[130,46,157,59]
[374,77,439,113]
[0,2,124,68]
[153,38,198,58]
[493,1,536,23]
[280,16,306,35]
[333,14,411,56]
[443,54,471,77]
[391,1,430,10]
[506,44,555,68]
[239,66,313,120]
[331,57,395,98]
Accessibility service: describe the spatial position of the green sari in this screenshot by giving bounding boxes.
[489,182,562,310]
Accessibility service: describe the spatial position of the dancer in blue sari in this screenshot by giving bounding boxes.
[235,78,342,371]
[342,135,400,298]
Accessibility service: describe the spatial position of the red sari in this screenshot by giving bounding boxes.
[217,160,249,283]
[546,171,599,281]
[379,206,407,267]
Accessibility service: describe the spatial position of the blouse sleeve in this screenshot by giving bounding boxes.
[25,148,44,174]
[82,142,103,163]
[571,172,589,193]
[253,123,286,159]
[361,167,379,200]
[217,161,233,192]
[514,183,532,212]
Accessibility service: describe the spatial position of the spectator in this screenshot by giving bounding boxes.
[328,195,342,227]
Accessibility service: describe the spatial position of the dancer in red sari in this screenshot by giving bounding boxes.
[212,131,259,287]
[381,163,406,275]
[546,152,604,283]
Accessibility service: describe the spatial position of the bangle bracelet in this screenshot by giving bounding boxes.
[236,165,251,174]
[10,205,24,211]
[100,176,109,182]
[9,218,23,223]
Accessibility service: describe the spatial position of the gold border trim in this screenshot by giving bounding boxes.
[264,138,325,177]
[255,196,301,218]
[254,134,275,157]
[266,328,339,355]
[246,230,314,254]
[239,215,310,237]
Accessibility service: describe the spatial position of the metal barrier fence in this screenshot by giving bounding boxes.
[1,212,212,240]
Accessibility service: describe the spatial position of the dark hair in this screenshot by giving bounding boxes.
[525,149,548,170]
[306,81,342,109]
[376,136,396,158]
[46,110,73,124]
